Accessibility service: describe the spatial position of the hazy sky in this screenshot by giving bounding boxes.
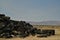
[0,0,60,22]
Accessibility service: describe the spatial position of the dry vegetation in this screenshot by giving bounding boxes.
[0,25,60,40]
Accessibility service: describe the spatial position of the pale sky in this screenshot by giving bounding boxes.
[0,0,60,22]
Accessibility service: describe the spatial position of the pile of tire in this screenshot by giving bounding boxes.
[0,14,55,38]
[0,14,33,38]
[36,29,55,37]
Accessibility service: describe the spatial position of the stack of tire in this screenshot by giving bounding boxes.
[0,14,33,38]
[0,14,55,38]
[36,29,55,37]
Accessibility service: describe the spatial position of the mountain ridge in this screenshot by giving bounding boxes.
[27,21,60,25]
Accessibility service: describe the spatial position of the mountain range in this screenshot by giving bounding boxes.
[27,21,60,25]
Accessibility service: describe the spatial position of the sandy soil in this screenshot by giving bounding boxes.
[0,35,60,40]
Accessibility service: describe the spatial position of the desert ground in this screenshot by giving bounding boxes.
[0,25,60,40]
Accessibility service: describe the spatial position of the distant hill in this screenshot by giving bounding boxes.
[27,21,60,25]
